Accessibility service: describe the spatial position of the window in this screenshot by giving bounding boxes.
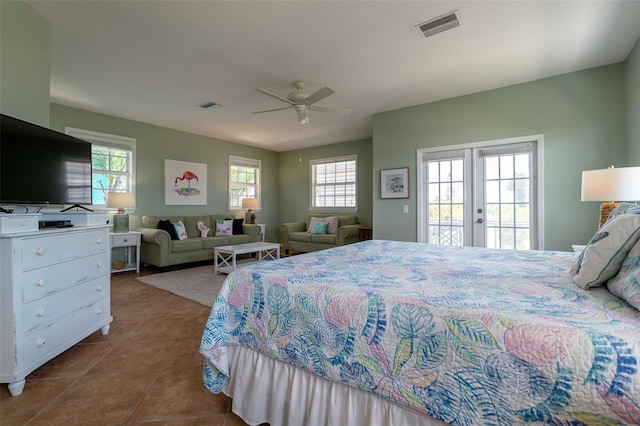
[65,127,136,207]
[311,155,357,211]
[229,156,261,211]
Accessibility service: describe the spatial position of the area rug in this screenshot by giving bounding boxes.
[135,265,227,307]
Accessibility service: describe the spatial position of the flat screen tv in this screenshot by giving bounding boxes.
[0,114,93,209]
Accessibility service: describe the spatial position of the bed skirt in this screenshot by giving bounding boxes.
[220,345,448,426]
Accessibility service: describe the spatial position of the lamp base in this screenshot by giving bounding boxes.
[599,202,618,229]
[113,213,130,233]
[245,212,256,224]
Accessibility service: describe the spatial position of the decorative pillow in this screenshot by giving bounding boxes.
[308,216,325,233]
[173,220,188,240]
[325,215,339,234]
[607,239,640,310]
[310,221,329,234]
[605,202,640,224]
[215,219,233,236]
[570,214,640,289]
[157,219,179,240]
[232,218,244,235]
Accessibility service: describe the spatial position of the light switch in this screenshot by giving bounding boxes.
[402,205,409,214]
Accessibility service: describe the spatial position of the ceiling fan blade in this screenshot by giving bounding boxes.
[296,108,309,125]
[303,86,335,105]
[251,106,292,114]
[309,105,352,116]
[255,88,293,104]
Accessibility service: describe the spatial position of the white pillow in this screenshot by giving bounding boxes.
[173,220,188,240]
[570,214,640,289]
[215,219,233,236]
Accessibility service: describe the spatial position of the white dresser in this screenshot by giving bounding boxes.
[0,217,112,396]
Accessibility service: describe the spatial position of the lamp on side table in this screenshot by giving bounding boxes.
[107,192,136,233]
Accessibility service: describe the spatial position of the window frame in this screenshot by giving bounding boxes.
[64,127,136,209]
[310,154,358,212]
[228,155,261,212]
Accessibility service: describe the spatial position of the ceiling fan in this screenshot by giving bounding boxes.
[252,81,351,124]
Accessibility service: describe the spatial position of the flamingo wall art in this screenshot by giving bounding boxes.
[164,159,207,205]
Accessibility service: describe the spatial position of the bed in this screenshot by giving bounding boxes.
[200,236,640,425]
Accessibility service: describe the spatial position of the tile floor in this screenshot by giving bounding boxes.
[0,265,252,425]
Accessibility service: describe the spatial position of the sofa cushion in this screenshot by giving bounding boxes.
[225,218,244,235]
[325,215,339,234]
[201,236,232,249]
[229,234,252,244]
[171,238,204,253]
[308,216,326,232]
[290,231,312,243]
[311,233,337,244]
[157,219,179,240]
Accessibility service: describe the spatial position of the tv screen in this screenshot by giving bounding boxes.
[0,114,92,206]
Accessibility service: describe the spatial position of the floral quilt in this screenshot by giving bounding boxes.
[200,240,640,425]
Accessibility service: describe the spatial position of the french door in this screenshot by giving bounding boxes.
[417,136,542,250]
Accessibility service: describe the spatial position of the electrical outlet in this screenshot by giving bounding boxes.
[402,205,409,214]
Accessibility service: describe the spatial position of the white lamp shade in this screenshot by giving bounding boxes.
[241,197,259,210]
[106,192,136,211]
[581,167,640,202]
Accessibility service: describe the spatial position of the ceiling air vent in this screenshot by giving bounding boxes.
[416,11,459,38]
[201,102,222,111]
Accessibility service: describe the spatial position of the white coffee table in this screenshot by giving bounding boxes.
[214,241,281,274]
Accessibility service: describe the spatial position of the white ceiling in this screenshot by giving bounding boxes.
[27,1,640,152]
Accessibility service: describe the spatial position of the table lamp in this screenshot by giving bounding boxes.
[107,192,136,233]
[242,197,259,224]
[581,166,640,228]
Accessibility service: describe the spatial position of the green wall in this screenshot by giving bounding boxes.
[49,104,281,242]
[0,1,51,126]
[278,139,373,230]
[372,64,628,251]
[626,39,640,163]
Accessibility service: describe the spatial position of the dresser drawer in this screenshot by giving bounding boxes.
[18,229,108,271]
[22,298,110,368]
[0,214,39,233]
[22,253,109,303]
[23,276,109,334]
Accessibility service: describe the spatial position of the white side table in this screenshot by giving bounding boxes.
[256,224,266,242]
[110,231,141,273]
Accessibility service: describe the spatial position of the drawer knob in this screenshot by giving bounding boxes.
[96,284,103,291]
[35,279,45,287]
[36,308,46,317]
[96,238,103,245]
[96,308,103,315]
[97,261,103,268]
[35,248,45,256]
[36,339,46,347]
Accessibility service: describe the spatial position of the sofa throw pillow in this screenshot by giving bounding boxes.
[570,213,640,289]
[310,221,329,234]
[308,216,325,233]
[325,215,339,234]
[157,219,179,240]
[226,218,244,235]
[215,219,233,236]
[607,238,640,311]
[173,220,188,240]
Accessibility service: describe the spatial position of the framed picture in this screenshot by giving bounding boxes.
[380,167,409,199]
[165,159,207,205]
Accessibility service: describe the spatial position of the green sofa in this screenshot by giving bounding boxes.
[280,214,361,254]
[137,215,261,267]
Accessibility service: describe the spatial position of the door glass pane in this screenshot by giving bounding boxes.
[483,153,531,250]
[426,159,464,246]
[485,157,499,180]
